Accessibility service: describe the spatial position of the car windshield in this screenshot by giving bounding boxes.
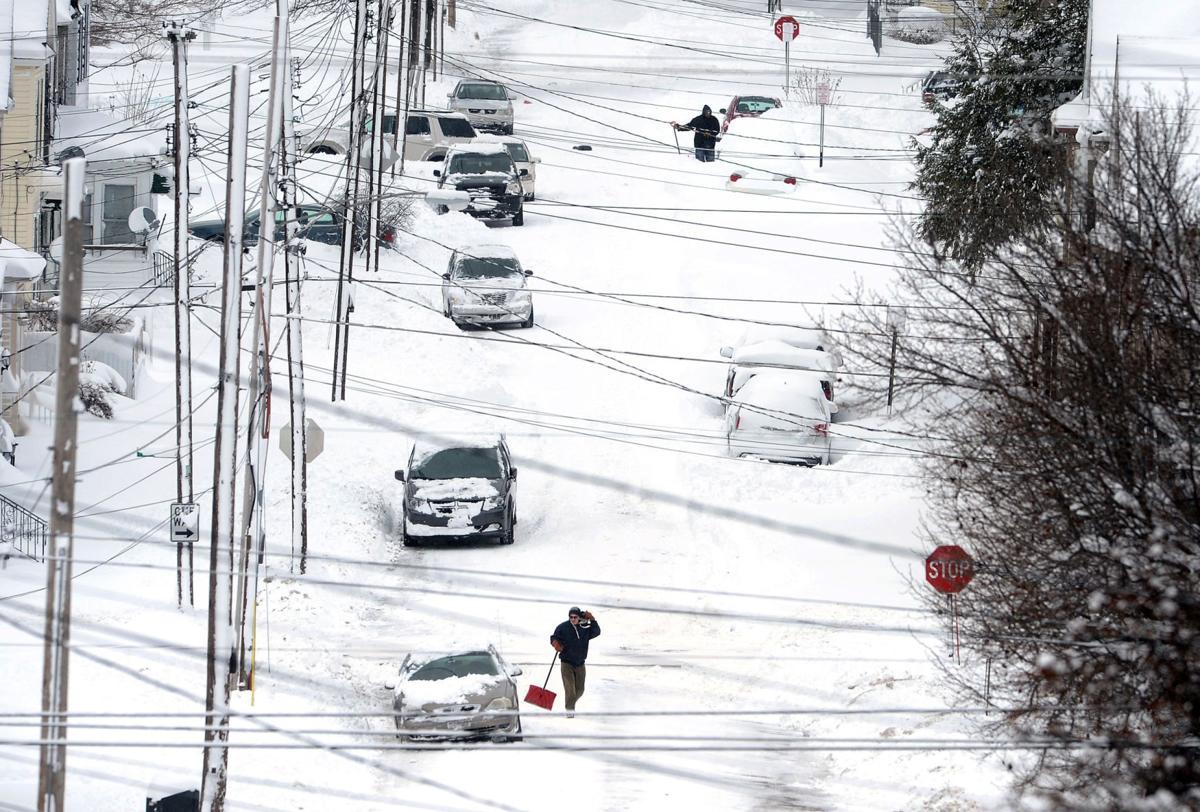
[457,257,522,279]
[447,153,512,175]
[504,143,530,162]
[458,83,506,100]
[737,397,824,431]
[735,97,777,114]
[412,447,502,479]
[410,653,498,681]
[438,117,476,138]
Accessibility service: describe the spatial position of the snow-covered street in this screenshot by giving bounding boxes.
[1,1,1014,809]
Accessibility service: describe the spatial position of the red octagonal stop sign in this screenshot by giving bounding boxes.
[925,545,974,593]
[774,15,800,41]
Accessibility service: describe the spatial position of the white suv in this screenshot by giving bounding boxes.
[300,111,476,163]
[447,80,514,135]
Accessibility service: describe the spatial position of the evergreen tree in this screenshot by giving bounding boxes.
[913,0,1088,267]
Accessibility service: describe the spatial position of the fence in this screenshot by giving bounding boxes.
[0,492,48,562]
[21,322,146,398]
[152,250,173,287]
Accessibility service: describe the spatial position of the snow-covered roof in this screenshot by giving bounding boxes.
[55,107,169,166]
[12,0,49,61]
[733,370,827,409]
[730,340,833,371]
[1053,0,1200,134]
[463,243,518,259]
[446,142,511,157]
[0,238,47,283]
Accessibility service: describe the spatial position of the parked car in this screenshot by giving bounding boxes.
[395,435,519,546]
[921,70,960,106]
[720,340,840,414]
[392,645,523,742]
[441,245,534,329]
[493,138,538,200]
[299,110,477,162]
[719,95,783,132]
[719,108,806,195]
[188,203,396,250]
[447,80,514,134]
[433,145,525,225]
[724,371,833,466]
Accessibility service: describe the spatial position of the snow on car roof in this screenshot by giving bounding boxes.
[463,244,519,259]
[736,324,828,350]
[731,341,833,371]
[446,142,511,156]
[412,435,504,455]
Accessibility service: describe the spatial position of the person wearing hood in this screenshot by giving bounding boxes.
[673,105,721,162]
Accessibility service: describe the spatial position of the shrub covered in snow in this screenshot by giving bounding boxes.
[77,360,127,419]
[889,6,946,44]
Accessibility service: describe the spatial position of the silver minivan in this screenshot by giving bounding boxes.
[448,80,514,134]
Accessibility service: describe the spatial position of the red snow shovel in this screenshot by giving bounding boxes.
[523,653,558,710]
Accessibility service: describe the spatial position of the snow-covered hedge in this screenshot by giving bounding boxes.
[890,6,946,44]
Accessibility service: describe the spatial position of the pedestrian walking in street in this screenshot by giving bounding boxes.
[550,606,601,716]
[672,105,721,162]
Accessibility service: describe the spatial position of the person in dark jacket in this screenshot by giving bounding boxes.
[673,105,721,162]
[550,606,601,715]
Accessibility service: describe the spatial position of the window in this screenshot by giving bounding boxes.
[101,184,136,244]
[382,114,398,135]
[81,193,94,244]
[405,116,430,136]
[436,117,475,138]
[457,83,507,101]
[504,143,530,163]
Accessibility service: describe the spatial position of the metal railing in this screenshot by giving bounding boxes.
[0,492,48,562]
[152,250,174,287]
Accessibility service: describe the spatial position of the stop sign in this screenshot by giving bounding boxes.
[774,15,800,41]
[925,545,974,593]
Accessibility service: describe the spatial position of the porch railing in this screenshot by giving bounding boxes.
[0,492,48,562]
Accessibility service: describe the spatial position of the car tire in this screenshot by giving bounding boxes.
[437,205,449,215]
[521,308,534,329]
[500,507,515,545]
[511,207,524,227]
[402,529,419,548]
[309,145,337,155]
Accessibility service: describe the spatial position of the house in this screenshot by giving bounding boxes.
[0,238,46,435]
[1051,0,1200,230]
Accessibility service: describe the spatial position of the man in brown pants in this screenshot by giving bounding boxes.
[550,606,601,717]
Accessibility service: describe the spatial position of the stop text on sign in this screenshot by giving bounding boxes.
[925,545,974,593]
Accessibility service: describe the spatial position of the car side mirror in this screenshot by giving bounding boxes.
[719,346,733,358]
[432,169,441,177]
[383,680,395,691]
[509,467,518,480]
[509,666,523,677]
[441,272,450,280]
[394,470,405,481]
[532,158,541,164]
[524,270,533,276]
[519,168,528,176]
[719,108,727,114]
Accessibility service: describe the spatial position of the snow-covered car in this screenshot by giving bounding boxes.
[719,94,782,132]
[299,110,477,163]
[433,144,525,225]
[720,340,840,414]
[497,139,539,200]
[921,70,960,106]
[719,108,807,194]
[724,371,833,466]
[447,80,514,134]
[392,646,523,742]
[395,436,519,546]
[441,245,534,329]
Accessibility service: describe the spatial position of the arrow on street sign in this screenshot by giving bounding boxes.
[170,502,199,544]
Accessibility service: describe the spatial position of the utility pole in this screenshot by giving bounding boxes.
[422,0,433,105]
[281,45,309,574]
[365,0,389,278]
[392,0,407,178]
[165,19,197,609]
[448,0,455,28]
[331,0,369,402]
[200,64,249,812]
[406,0,421,120]
[36,156,85,812]
[234,1,287,687]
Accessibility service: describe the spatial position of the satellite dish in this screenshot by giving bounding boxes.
[127,206,162,235]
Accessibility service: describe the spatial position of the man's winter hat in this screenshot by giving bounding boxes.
[568,606,582,617]
[702,105,712,115]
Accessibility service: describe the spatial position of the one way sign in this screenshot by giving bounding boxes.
[170,502,199,544]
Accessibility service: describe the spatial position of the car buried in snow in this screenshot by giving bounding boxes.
[391,646,523,742]
[187,203,395,250]
[720,340,840,415]
[718,107,807,195]
[395,435,519,546]
[719,94,783,132]
[433,144,526,225]
[724,371,833,466]
[441,245,534,329]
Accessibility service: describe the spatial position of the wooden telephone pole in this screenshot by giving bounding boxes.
[36,156,86,812]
